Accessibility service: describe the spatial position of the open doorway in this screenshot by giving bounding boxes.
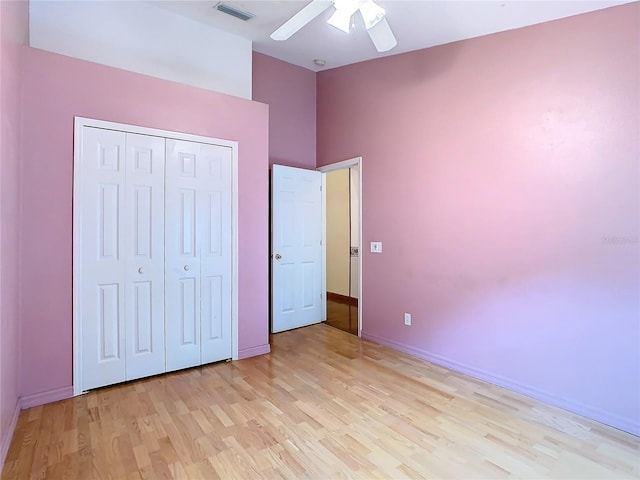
[319,158,362,336]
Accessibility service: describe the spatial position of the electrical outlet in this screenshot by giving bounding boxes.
[404,313,411,326]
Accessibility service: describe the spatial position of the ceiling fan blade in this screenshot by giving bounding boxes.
[366,17,397,52]
[271,0,334,41]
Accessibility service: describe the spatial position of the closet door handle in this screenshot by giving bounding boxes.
[184,265,190,271]
[137,267,144,274]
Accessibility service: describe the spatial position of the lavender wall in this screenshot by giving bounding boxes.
[317,4,640,434]
[252,52,316,169]
[0,0,28,466]
[19,48,270,404]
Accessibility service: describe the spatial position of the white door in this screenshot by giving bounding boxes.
[80,128,167,390]
[271,165,323,333]
[124,133,166,380]
[80,127,127,390]
[165,139,232,371]
[197,144,233,365]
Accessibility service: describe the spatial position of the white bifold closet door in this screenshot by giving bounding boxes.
[165,139,233,372]
[80,127,165,390]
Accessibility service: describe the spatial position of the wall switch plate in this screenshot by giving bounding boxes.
[370,241,382,253]
[404,313,411,326]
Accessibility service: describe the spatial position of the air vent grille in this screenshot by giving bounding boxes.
[215,2,254,21]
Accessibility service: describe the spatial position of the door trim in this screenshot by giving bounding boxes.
[317,157,363,336]
[72,116,239,395]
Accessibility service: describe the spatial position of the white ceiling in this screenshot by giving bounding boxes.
[153,0,633,72]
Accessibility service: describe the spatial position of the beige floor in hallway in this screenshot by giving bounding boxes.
[2,323,639,479]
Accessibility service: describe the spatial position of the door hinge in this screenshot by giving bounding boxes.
[320,185,322,192]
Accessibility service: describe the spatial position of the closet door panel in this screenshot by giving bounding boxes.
[124,133,166,380]
[165,142,202,371]
[199,144,233,364]
[165,140,232,370]
[81,127,127,390]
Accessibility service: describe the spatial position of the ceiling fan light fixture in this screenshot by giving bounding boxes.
[359,0,385,30]
[327,10,352,33]
[327,0,359,33]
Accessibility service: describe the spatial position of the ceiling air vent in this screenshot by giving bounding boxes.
[215,2,255,21]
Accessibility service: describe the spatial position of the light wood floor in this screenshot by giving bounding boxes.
[2,324,639,479]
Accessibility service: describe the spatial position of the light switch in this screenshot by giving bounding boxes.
[370,241,382,253]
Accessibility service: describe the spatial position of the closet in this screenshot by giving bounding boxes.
[74,120,236,393]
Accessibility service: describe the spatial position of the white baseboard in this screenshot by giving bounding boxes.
[362,331,640,436]
[238,343,271,359]
[20,386,74,410]
[0,398,21,470]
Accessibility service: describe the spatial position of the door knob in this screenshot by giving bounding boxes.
[137,267,144,274]
[184,265,190,271]
[274,254,282,260]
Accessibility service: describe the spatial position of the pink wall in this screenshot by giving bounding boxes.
[317,4,640,434]
[19,48,270,403]
[252,52,316,169]
[0,0,28,466]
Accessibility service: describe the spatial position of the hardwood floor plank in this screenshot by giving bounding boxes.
[3,323,639,479]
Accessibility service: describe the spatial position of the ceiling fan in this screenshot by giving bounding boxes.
[270,0,397,52]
